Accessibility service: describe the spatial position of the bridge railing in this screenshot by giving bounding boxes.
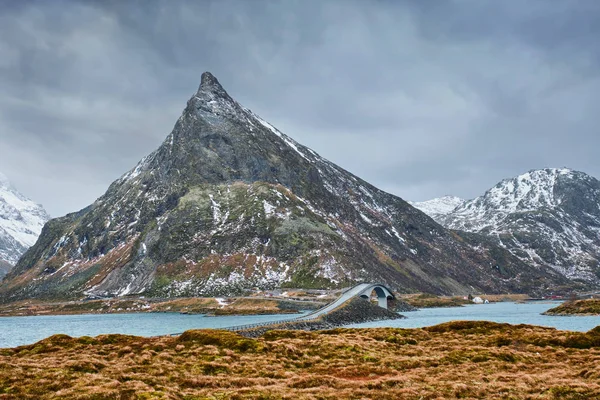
[164,282,393,336]
[225,319,293,332]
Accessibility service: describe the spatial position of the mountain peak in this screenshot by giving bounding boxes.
[191,71,241,118]
[200,71,220,87]
[0,172,50,265]
[2,77,574,301]
[433,167,600,284]
[197,71,229,97]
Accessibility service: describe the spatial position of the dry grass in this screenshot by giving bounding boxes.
[401,293,529,308]
[1,321,599,399]
[212,298,298,316]
[402,293,471,308]
[544,299,600,316]
[483,293,529,302]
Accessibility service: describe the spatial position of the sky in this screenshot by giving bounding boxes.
[1,0,599,217]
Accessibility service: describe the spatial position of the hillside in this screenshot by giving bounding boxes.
[0,260,12,280]
[0,73,573,302]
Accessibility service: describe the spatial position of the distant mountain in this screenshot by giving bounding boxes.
[418,168,600,284]
[0,173,50,271]
[409,196,464,221]
[0,73,572,302]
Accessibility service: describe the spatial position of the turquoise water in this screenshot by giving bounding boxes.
[1,302,598,348]
[0,312,307,348]
[349,301,600,331]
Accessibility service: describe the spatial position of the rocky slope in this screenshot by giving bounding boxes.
[0,73,573,301]
[0,260,12,280]
[0,173,50,271]
[419,169,600,285]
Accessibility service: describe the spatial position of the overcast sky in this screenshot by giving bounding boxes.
[1,0,599,217]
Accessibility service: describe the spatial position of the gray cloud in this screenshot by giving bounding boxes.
[0,0,599,216]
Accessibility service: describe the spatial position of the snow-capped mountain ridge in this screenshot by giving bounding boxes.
[409,196,465,221]
[415,168,600,284]
[0,173,50,265]
[443,168,589,232]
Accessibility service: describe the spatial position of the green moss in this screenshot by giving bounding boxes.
[282,266,338,289]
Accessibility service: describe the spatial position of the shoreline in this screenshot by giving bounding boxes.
[0,292,537,318]
[0,296,328,318]
[543,298,600,316]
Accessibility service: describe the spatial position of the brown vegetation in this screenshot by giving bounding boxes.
[402,293,471,308]
[401,293,529,308]
[1,321,600,399]
[211,298,298,316]
[0,296,324,317]
[544,299,600,316]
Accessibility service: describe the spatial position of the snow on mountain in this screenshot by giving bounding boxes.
[1,72,569,302]
[431,168,600,283]
[409,196,464,221]
[443,168,574,232]
[0,173,50,265]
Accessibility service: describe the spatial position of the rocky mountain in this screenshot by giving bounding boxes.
[0,173,50,273]
[0,260,12,280]
[409,196,464,221]
[0,73,573,302]
[420,169,600,285]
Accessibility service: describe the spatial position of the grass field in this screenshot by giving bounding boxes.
[1,320,599,399]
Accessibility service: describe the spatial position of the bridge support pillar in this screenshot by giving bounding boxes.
[378,296,388,309]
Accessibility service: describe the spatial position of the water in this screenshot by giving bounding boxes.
[0,312,308,348]
[1,302,598,348]
[349,301,600,331]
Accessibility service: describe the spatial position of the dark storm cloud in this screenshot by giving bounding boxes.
[0,0,599,216]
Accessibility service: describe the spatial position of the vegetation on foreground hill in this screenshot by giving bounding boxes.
[544,299,600,316]
[1,321,600,399]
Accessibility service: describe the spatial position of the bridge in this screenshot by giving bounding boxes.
[225,282,396,332]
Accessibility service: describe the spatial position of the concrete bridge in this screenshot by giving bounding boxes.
[295,282,395,321]
[225,282,396,332]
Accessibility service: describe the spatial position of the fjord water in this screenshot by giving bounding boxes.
[1,302,598,348]
[0,312,308,348]
[349,301,600,331]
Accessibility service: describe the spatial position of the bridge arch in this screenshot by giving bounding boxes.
[226,282,398,329]
[357,283,395,310]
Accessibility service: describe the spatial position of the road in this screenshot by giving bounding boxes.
[295,283,373,321]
